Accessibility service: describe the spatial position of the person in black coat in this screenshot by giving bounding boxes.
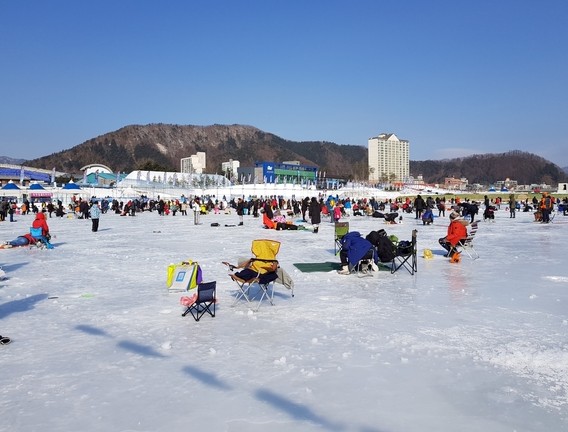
[309,197,321,233]
[236,198,245,226]
[414,195,426,219]
[301,197,310,222]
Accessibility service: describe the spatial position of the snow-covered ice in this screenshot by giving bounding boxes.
[1,207,567,432]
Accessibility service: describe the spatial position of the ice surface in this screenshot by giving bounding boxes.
[1,208,567,431]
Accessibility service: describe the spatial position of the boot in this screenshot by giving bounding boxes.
[337,265,350,275]
[313,226,319,234]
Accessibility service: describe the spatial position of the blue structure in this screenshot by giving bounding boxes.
[255,162,317,184]
[0,167,51,183]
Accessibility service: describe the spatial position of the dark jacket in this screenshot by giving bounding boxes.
[309,198,321,225]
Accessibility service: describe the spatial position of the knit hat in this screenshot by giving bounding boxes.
[449,210,461,220]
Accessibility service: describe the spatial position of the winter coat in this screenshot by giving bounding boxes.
[90,204,101,219]
[446,220,468,246]
[309,199,321,225]
[32,212,50,236]
[341,232,376,270]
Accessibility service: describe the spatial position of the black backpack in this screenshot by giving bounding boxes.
[367,230,396,262]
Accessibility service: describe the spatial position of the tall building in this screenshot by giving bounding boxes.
[368,133,409,182]
[180,152,206,174]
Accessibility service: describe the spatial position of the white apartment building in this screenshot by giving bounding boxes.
[180,152,206,174]
[368,133,409,182]
[221,159,240,176]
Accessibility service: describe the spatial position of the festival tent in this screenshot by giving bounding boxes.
[56,180,89,204]
[0,180,22,198]
[1,180,20,190]
[28,182,53,200]
[62,180,81,190]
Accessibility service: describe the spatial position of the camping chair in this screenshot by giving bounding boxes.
[30,227,54,249]
[455,221,480,259]
[391,229,417,275]
[181,281,216,321]
[353,246,377,277]
[339,231,377,277]
[334,222,349,255]
[226,239,281,311]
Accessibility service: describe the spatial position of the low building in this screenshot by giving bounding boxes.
[444,177,468,191]
[238,161,317,184]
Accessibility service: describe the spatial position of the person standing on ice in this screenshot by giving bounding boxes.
[309,197,321,234]
[89,200,101,232]
[236,198,245,226]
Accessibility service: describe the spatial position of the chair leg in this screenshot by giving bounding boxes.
[253,283,275,311]
[232,281,252,307]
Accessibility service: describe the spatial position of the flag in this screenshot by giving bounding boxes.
[20,166,25,184]
[51,168,56,185]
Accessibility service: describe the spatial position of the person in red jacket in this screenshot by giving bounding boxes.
[32,211,51,239]
[439,210,468,258]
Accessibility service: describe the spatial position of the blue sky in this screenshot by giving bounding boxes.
[1,1,567,166]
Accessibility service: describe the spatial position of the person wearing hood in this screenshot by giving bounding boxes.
[438,210,468,258]
[32,211,50,239]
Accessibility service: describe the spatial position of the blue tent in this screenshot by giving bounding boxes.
[29,183,46,190]
[1,181,20,190]
[62,181,81,190]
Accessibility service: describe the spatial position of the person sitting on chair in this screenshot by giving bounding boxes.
[337,231,378,275]
[438,211,468,258]
[32,211,51,240]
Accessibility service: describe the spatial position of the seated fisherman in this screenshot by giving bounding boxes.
[438,210,468,258]
[337,231,378,275]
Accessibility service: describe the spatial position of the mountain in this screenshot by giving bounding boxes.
[20,124,568,185]
[24,124,369,180]
[0,156,26,165]
[410,150,568,185]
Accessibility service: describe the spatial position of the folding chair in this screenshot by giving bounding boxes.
[181,281,216,321]
[334,222,349,255]
[455,221,480,259]
[225,239,281,311]
[353,246,377,277]
[391,229,417,275]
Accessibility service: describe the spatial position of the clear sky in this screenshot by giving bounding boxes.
[1,1,567,166]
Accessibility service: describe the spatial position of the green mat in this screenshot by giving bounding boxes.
[293,262,342,272]
[293,262,391,273]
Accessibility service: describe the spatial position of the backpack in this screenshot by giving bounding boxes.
[397,240,413,256]
[366,230,396,262]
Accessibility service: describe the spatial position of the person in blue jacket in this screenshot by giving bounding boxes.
[337,231,377,274]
